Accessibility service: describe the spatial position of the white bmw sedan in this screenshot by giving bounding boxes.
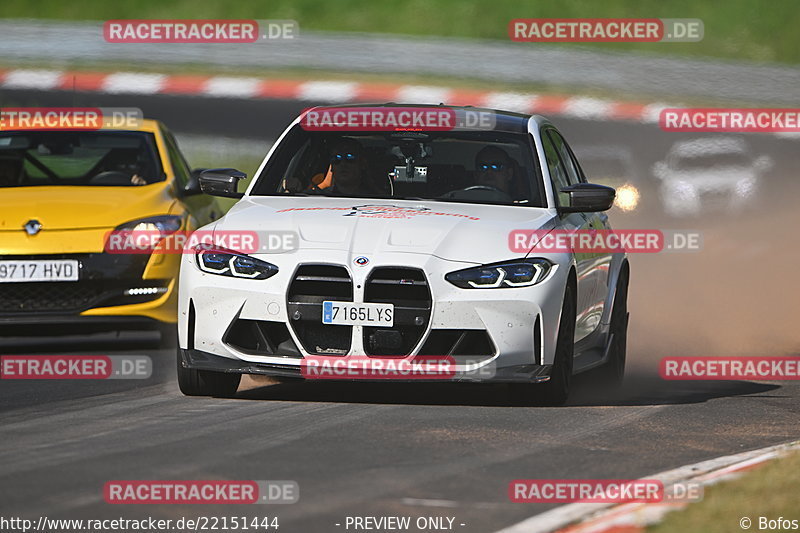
[177,105,629,405]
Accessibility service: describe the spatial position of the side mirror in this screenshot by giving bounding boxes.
[199,168,246,198]
[559,183,615,213]
[182,168,205,196]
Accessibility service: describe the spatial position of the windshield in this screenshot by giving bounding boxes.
[0,131,163,188]
[580,157,632,181]
[672,151,752,171]
[250,127,545,207]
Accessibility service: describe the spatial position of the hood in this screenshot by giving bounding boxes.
[216,196,557,264]
[0,183,175,232]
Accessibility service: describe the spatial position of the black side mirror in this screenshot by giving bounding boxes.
[559,183,615,213]
[199,168,246,198]
[182,168,205,196]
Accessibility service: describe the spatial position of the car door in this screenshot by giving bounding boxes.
[547,128,612,335]
[540,128,597,343]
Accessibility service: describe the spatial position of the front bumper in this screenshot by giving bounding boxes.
[179,250,570,383]
[0,252,179,325]
[180,347,553,383]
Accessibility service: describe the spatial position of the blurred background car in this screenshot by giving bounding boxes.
[0,119,222,341]
[652,136,772,217]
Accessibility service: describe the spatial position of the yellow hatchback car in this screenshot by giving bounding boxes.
[0,119,222,337]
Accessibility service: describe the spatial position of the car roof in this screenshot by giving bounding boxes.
[100,118,161,133]
[305,103,547,134]
[0,118,162,134]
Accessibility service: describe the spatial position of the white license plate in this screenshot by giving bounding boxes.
[0,260,79,283]
[322,301,394,327]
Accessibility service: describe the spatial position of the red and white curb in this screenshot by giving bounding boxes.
[0,67,667,124]
[495,439,800,533]
[3,67,798,140]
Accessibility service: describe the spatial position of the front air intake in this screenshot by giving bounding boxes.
[363,267,432,356]
[286,264,353,355]
[223,319,302,357]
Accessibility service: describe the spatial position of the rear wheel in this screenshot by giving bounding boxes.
[177,350,241,398]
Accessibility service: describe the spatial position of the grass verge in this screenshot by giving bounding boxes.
[2,0,800,64]
[649,449,800,533]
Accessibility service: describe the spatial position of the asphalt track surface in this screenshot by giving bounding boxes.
[2,90,800,532]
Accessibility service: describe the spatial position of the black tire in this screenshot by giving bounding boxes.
[177,349,241,398]
[598,268,629,387]
[510,282,576,406]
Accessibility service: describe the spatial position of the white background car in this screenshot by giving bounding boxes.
[177,105,629,405]
[652,136,772,217]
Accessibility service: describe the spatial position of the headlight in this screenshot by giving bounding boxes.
[614,184,640,212]
[735,177,756,197]
[115,215,183,235]
[445,259,554,289]
[195,244,278,280]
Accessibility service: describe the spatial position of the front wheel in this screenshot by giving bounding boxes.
[177,350,241,398]
[510,283,576,406]
[598,269,629,387]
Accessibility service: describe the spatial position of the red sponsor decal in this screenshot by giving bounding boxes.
[509,479,664,503]
[104,481,259,504]
[660,108,800,132]
[509,19,663,42]
[660,357,800,380]
[301,355,458,380]
[0,356,112,379]
[276,205,480,221]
